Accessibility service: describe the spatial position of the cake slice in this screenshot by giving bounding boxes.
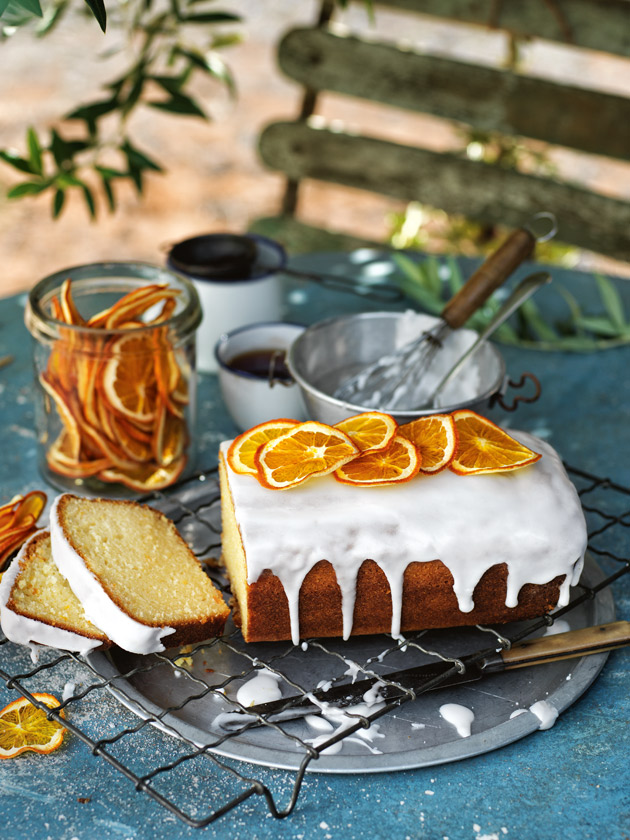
[50,494,229,654]
[0,530,110,654]
[219,431,588,644]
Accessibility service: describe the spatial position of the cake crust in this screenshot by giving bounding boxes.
[239,560,565,643]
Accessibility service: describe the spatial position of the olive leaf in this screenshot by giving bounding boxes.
[0,149,37,175]
[83,0,106,31]
[9,0,42,17]
[26,127,43,176]
[392,252,630,351]
[595,273,627,331]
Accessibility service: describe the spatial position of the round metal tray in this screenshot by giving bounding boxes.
[88,554,613,774]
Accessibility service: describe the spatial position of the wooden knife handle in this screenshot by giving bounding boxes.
[501,621,630,670]
[441,227,536,329]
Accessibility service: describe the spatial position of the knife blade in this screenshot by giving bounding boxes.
[243,620,630,721]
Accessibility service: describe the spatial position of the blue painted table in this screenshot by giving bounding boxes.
[0,252,628,840]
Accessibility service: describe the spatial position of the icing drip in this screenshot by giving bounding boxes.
[236,670,282,708]
[222,431,587,645]
[439,702,475,738]
[529,699,559,730]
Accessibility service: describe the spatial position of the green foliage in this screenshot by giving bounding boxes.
[393,253,630,352]
[0,0,241,218]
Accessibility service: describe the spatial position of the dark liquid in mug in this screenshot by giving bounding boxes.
[227,348,292,381]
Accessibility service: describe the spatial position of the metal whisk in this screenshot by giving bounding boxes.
[334,216,555,411]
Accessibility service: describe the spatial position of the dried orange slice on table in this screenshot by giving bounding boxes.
[227,419,299,476]
[399,414,458,474]
[334,434,421,486]
[449,410,541,476]
[256,421,359,489]
[0,491,47,566]
[0,693,66,760]
[334,411,397,453]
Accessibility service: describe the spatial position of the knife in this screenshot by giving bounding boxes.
[243,621,630,720]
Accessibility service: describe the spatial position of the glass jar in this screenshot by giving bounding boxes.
[25,262,202,497]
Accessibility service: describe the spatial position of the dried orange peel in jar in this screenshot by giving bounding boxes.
[42,280,189,491]
[238,410,542,490]
[0,491,47,567]
[0,693,66,760]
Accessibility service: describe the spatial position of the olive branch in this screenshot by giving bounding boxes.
[0,0,241,218]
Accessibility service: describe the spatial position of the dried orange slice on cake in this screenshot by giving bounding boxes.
[334,434,420,486]
[256,421,359,489]
[227,419,300,476]
[449,409,541,476]
[0,693,66,760]
[334,411,397,454]
[399,414,458,474]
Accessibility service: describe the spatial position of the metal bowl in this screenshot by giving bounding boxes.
[287,311,508,425]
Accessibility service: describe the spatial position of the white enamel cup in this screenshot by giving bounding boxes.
[167,234,285,372]
[215,322,307,431]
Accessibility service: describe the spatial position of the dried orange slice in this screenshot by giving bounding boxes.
[0,693,66,760]
[0,491,48,566]
[88,285,180,329]
[99,455,187,491]
[256,421,359,489]
[47,432,111,478]
[334,412,397,454]
[449,410,541,476]
[334,434,420,486]
[60,278,85,326]
[39,374,82,460]
[152,403,186,467]
[0,491,46,531]
[154,328,187,418]
[398,414,458,474]
[100,332,159,425]
[227,419,300,476]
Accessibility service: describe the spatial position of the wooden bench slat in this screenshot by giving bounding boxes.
[279,27,630,162]
[373,0,630,58]
[259,121,630,260]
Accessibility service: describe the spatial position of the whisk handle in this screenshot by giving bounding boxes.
[441,227,535,329]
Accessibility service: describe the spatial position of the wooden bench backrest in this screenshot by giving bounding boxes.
[258,0,630,261]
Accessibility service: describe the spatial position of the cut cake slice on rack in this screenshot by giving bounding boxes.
[0,529,110,654]
[49,494,229,655]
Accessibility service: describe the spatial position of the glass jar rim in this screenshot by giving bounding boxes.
[25,260,202,342]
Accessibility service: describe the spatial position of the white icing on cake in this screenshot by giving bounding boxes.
[50,495,175,655]
[0,532,102,656]
[221,431,587,645]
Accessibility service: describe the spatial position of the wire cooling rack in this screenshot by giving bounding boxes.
[0,463,628,828]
